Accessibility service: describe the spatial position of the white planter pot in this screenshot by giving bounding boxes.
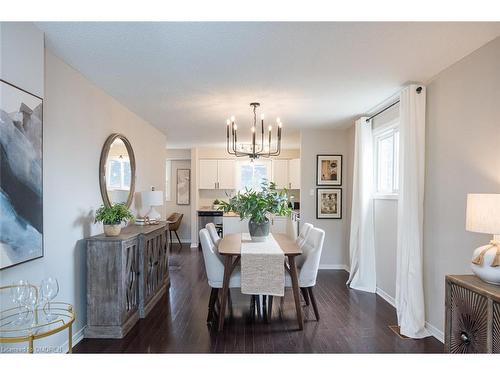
[471,244,500,285]
[104,224,121,237]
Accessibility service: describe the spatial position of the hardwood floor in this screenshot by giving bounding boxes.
[74,244,443,353]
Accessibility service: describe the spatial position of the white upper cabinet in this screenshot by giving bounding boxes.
[199,159,236,189]
[288,158,301,189]
[272,159,289,189]
[217,160,236,189]
[199,160,219,189]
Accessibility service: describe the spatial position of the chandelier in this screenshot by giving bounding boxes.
[226,102,282,160]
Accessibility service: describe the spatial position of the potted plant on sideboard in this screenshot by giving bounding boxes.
[220,181,292,242]
[94,203,134,237]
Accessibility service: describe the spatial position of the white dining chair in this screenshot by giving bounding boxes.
[285,227,325,320]
[295,222,313,249]
[205,222,221,248]
[199,228,241,323]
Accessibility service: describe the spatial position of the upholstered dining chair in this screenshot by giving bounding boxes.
[205,222,221,248]
[199,228,241,323]
[166,212,183,250]
[284,227,325,321]
[296,222,313,249]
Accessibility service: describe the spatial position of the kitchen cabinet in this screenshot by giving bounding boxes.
[223,216,248,235]
[199,159,236,189]
[199,160,218,189]
[270,216,287,234]
[272,159,289,189]
[288,158,301,189]
[272,158,301,190]
[217,160,236,189]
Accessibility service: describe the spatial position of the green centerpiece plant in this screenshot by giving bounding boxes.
[220,181,292,241]
[95,203,134,237]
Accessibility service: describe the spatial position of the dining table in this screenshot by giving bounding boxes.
[217,232,303,332]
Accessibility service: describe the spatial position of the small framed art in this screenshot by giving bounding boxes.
[176,168,191,205]
[316,188,342,219]
[316,154,342,185]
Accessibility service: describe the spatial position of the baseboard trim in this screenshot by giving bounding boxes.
[319,264,349,271]
[58,324,86,353]
[190,242,199,248]
[375,288,445,343]
[376,287,396,307]
[425,321,444,343]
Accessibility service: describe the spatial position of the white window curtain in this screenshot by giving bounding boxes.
[395,84,429,338]
[347,117,376,293]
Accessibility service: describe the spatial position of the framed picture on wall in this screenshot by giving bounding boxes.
[176,168,190,205]
[0,79,44,269]
[317,154,342,185]
[316,188,342,219]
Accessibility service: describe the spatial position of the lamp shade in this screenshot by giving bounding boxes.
[141,190,163,207]
[466,194,500,235]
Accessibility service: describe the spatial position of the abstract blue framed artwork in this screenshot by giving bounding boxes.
[0,79,43,269]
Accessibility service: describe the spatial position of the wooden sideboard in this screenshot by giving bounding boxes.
[445,275,500,353]
[86,223,170,338]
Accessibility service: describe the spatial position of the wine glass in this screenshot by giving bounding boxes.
[40,277,59,322]
[24,286,39,328]
[10,280,30,325]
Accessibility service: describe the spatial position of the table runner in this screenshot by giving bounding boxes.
[240,233,285,296]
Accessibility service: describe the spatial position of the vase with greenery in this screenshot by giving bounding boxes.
[95,203,134,236]
[219,181,292,242]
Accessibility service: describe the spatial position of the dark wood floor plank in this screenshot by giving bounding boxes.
[74,245,443,353]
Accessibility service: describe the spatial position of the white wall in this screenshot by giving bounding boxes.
[0,25,166,352]
[423,36,500,339]
[0,22,44,98]
[300,129,353,268]
[165,159,192,242]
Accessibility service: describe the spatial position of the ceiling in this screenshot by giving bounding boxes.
[36,22,500,149]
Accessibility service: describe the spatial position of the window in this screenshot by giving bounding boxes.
[107,157,131,190]
[165,160,172,201]
[237,160,271,191]
[374,123,399,197]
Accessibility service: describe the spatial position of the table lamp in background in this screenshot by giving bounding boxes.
[466,193,500,285]
[141,188,164,221]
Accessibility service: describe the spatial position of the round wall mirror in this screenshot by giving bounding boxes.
[99,134,136,208]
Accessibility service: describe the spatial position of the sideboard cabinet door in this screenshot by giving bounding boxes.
[494,301,500,353]
[139,227,170,318]
[122,239,140,322]
[447,282,488,353]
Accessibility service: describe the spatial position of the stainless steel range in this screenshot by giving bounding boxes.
[197,209,223,237]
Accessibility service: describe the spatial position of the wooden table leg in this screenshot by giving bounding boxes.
[288,255,304,330]
[218,255,233,332]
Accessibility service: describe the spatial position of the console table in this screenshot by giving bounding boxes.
[86,223,170,338]
[445,275,500,353]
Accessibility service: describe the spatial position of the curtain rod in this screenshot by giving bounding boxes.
[365,86,422,123]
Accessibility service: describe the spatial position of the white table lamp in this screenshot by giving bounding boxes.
[141,189,164,221]
[466,193,500,285]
